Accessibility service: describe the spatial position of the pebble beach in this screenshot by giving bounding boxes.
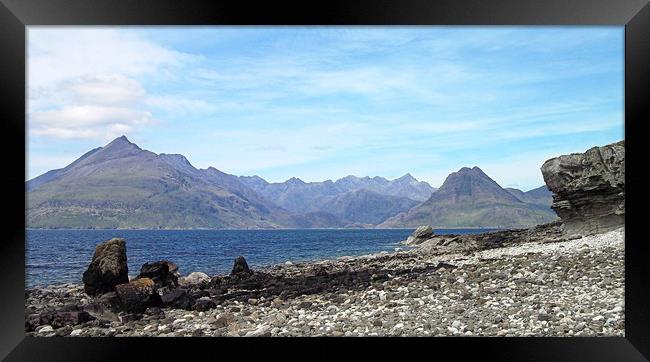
[25,227,624,337]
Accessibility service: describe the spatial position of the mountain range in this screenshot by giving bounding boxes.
[27,136,557,229]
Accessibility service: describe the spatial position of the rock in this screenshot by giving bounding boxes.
[404,226,434,246]
[413,225,434,238]
[144,307,165,317]
[55,325,73,337]
[214,312,236,328]
[37,325,54,334]
[69,329,83,336]
[160,288,194,310]
[541,141,624,236]
[137,260,179,288]
[114,278,162,313]
[245,324,271,337]
[231,256,252,276]
[26,310,95,331]
[193,298,217,312]
[82,238,129,296]
[180,272,210,287]
[120,313,143,323]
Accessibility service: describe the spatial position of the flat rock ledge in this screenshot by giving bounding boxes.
[25,227,624,337]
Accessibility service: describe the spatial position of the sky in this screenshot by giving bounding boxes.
[27,26,624,191]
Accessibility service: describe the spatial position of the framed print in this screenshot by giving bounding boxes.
[1,0,648,360]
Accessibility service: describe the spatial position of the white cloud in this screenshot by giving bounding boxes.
[68,74,145,105]
[28,27,194,89]
[27,28,194,141]
[29,74,154,140]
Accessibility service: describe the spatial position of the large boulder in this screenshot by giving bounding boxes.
[404,226,434,245]
[231,256,252,276]
[541,140,625,236]
[413,225,433,238]
[82,238,129,296]
[114,278,162,313]
[137,260,179,288]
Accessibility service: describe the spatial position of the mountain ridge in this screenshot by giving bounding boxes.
[27,136,556,229]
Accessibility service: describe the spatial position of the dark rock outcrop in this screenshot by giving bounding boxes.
[417,220,564,254]
[137,260,179,288]
[82,238,129,296]
[231,256,252,276]
[114,278,162,313]
[160,288,194,310]
[541,141,624,236]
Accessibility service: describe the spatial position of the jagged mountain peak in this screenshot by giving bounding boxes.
[104,135,140,150]
[394,173,419,184]
[436,166,510,199]
[286,177,306,185]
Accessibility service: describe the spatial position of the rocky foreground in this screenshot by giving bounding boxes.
[25,226,624,337]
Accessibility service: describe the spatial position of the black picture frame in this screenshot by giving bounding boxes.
[1,0,648,360]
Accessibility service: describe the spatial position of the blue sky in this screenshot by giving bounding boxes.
[27,26,624,190]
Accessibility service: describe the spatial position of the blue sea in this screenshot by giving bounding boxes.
[26,228,496,287]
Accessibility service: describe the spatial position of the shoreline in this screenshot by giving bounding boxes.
[25,226,624,337]
[26,227,508,231]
